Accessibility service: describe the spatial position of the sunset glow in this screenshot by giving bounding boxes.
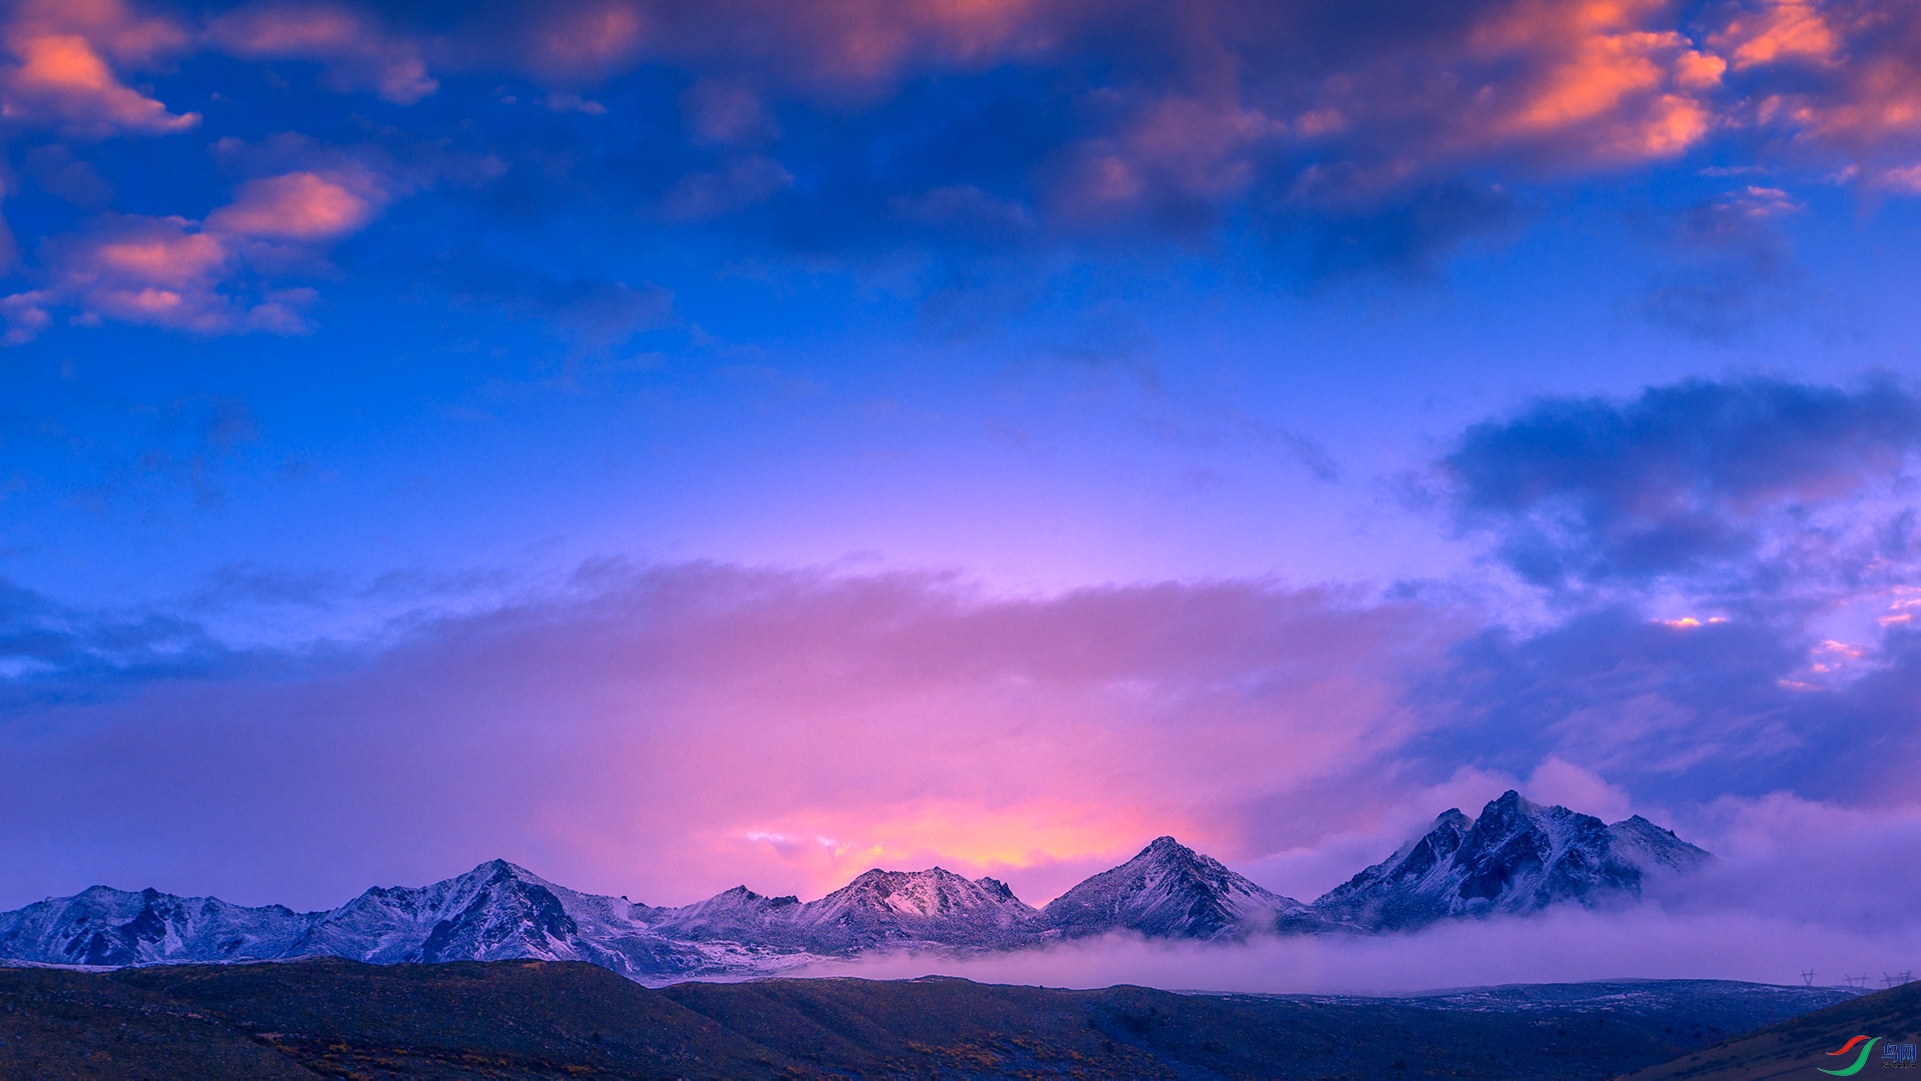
[1,2,1920,981]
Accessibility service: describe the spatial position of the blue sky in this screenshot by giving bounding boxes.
[4,0,1921,952]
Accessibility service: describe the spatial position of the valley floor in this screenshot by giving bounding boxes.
[0,959,1885,1080]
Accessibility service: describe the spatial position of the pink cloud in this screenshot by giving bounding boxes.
[1708,0,1921,188]
[15,0,187,61]
[1467,0,1723,164]
[499,0,1048,91]
[518,1,649,83]
[3,167,388,341]
[35,216,263,334]
[1716,0,1841,69]
[0,0,199,138]
[206,2,437,104]
[795,788,1921,992]
[206,171,380,241]
[0,564,1457,911]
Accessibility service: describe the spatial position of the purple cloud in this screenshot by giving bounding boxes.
[1442,377,1921,598]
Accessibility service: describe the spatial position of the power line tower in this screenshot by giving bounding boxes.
[1886,973,1899,990]
[1846,974,1869,990]
[1802,970,1817,988]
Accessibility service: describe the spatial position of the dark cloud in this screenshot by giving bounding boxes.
[187,562,341,611]
[1635,187,1805,339]
[1415,611,1808,795]
[448,276,677,356]
[5,0,1918,344]
[0,577,234,708]
[5,0,1881,340]
[1442,377,1921,596]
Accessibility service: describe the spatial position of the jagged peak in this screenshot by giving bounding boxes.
[1129,836,1206,865]
[75,885,137,899]
[693,884,801,907]
[455,859,571,893]
[974,876,1015,901]
[843,866,977,885]
[1477,789,1535,819]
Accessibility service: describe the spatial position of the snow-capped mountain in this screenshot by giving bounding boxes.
[0,861,780,981]
[647,867,1037,953]
[1310,790,1712,931]
[288,859,709,979]
[0,886,310,967]
[780,868,1039,949]
[1037,836,1310,940]
[0,793,1713,982]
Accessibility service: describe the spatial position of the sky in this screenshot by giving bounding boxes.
[3,0,1921,985]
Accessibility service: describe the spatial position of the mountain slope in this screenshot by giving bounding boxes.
[1037,836,1310,940]
[0,794,1716,981]
[1311,790,1711,931]
[649,867,1038,954]
[0,960,1860,1081]
[294,859,713,979]
[784,867,1039,949]
[0,886,310,967]
[1620,978,1921,1080]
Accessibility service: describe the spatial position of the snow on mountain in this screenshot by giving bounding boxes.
[785,867,1039,950]
[289,859,715,980]
[0,887,308,967]
[646,885,803,943]
[1037,836,1310,940]
[0,797,1714,982]
[650,867,1038,955]
[1310,790,1712,931]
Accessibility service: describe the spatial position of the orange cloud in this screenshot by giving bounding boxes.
[723,799,1160,899]
[1714,0,1840,69]
[1704,0,1921,187]
[1472,0,1722,164]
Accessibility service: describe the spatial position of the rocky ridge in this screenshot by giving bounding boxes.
[0,791,1711,983]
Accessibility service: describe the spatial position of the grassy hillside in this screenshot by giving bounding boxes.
[0,958,1860,1080]
[1619,980,1921,1081]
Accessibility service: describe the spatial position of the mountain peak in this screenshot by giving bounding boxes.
[469,858,546,882]
[1479,790,1536,818]
[1311,793,1712,931]
[0,805,1715,983]
[1040,837,1304,940]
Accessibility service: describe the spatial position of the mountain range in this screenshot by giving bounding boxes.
[0,790,1711,983]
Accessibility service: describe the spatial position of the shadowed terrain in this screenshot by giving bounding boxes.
[1620,979,1921,1080]
[0,958,1859,1079]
